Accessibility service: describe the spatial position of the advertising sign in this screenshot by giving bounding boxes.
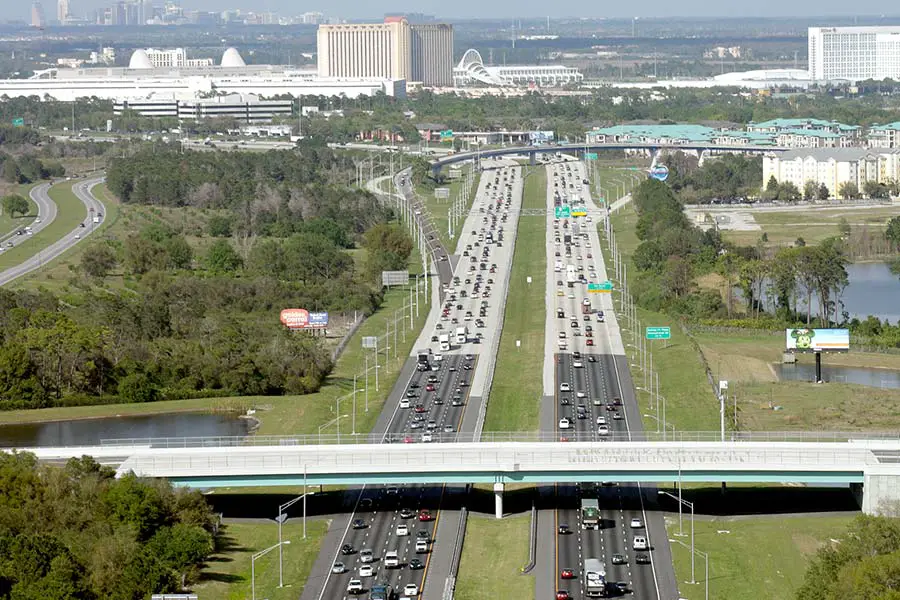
[649,165,669,182]
[308,312,329,328]
[785,328,850,353]
[280,308,309,329]
[362,336,378,349]
[435,187,450,199]
[645,326,671,340]
[529,131,555,145]
[382,270,409,287]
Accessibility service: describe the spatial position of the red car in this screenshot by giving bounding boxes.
[560,569,576,579]
[586,339,594,346]
[414,404,427,413]
[425,384,435,392]
[403,436,414,444]
[418,510,433,522]
[556,591,571,600]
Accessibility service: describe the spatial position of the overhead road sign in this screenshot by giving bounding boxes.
[645,326,671,340]
[572,208,587,217]
[440,130,454,139]
[588,281,613,293]
[555,206,571,219]
[585,152,598,160]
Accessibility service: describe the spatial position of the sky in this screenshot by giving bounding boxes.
[10,0,899,21]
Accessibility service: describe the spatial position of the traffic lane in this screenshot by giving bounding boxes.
[383,355,463,441]
[0,182,53,246]
[555,485,581,598]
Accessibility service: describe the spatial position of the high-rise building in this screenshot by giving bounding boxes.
[317,19,412,80]
[31,1,46,27]
[809,26,900,81]
[57,0,69,23]
[410,23,453,86]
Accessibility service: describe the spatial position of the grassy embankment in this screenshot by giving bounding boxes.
[455,513,534,600]
[0,181,86,271]
[483,166,547,431]
[416,164,480,250]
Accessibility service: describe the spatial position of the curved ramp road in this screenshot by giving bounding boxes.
[0,182,56,247]
[0,177,106,287]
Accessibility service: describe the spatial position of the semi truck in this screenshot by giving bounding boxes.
[581,498,600,529]
[455,326,468,344]
[584,558,607,597]
[416,349,431,371]
[567,264,577,287]
[439,333,451,352]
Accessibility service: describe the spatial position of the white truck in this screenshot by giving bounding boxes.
[439,333,451,352]
[455,326,468,344]
[584,558,607,597]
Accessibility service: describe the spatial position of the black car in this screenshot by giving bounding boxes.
[409,558,424,570]
[352,519,367,529]
[341,544,355,555]
[558,523,571,535]
[400,508,415,519]
[635,553,651,564]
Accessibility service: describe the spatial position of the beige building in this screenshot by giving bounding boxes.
[763,148,900,198]
[317,19,412,81]
[410,23,453,86]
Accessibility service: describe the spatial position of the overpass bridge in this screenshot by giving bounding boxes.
[429,142,788,176]
[15,434,900,516]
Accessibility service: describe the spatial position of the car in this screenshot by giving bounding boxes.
[414,404,426,413]
[633,536,648,551]
[573,361,583,368]
[400,508,415,519]
[399,399,410,409]
[416,529,430,540]
[598,424,610,436]
[386,487,399,496]
[332,562,347,574]
[79,222,85,228]
[359,564,375,577]
[418,510,434,521]
[409,558,424,570]
[403,583,419,596]
[596,416,607,426]
[427,376,438,383]
[613,412,623,420]
[443,425,454,433]
[558,523,571,534]
[465,354,474,360]
[421,432,433,442]
[613,397,623,406]
[74,234,81,239]
[559,383,571,392]
[558,418,572,430]
[586,339,594,346]
[347,579,364,594]
[397,524,409,536]
[630,517,644,528]
[384,550,400,568]
[576,391,586,399]
[360,549,374,563]
[560,568,576,579]
[635,553,651,564]
[588,356,597,363]
[341,544,355,555]
[611,553,628,565]
[556,591,571,600]
[557,290,564,296]
[425,384,435,392]
[360,498,373,509]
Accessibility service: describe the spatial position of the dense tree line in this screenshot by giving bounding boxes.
[0,153,65,184]
[0,452,217,600]
[664,153,763,202]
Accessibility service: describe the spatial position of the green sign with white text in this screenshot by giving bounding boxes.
[11,118,24,127]
[646,327,671,340]
[585,152,598,160]
[555,205,571,219]
[588,281,613,293]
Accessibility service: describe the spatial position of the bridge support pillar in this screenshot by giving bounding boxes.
[529,151,536,166]
[494,482,505,519]
[862,471,900,515]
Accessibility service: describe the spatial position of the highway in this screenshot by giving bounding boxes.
[0,177,105,287]
[303,161,523,600]
[535,159,679,600]
[0,182,54,248]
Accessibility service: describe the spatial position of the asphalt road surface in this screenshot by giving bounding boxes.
[0,182,55,249]
[0,177,105,287]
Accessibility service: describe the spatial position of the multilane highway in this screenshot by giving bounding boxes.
[302,161,523,600]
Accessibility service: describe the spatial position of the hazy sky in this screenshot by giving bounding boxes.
[11,0,899,21]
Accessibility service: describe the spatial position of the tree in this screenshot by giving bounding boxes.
[817,183,831,201]
[838,181,859,200]
[838,217,852,237]
[80,243,118,279]
[661,256,692,298]
[363,223,413,282]
[204,239,243,272]
[716,252,744,317]
[206,214,232,237]
[864,179,890,200]
[2,157,21,183]
[1,193,30,218]
[887,216,900,251]
[763,175,779,201]
[803,180,818,201]
[164,236,193,270]
[778,181,801,202]
[118,372,158,403]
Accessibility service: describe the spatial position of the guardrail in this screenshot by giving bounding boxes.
[88,430,900,449]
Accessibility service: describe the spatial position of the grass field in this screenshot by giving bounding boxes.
[0,184,38,238]
[418,165,480,250]
[194,520,328,600]
[0,180,86,271]
[455,513,533,600]
[484,167,547,431]
[668,514,854,600]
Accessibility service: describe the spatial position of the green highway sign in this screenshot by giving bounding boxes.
[11,118,24,127]
[555,205,571,219]
[439,130,454,139]
[585,152,598,160]
[646,326,672,340]
[588,281,613,293]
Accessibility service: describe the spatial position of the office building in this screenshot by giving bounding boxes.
[317,19,411,80]
[410,23,453,86]
[57,0,69,23]
[763,148,900,198]
[31,1,46,27]
[134,48,213,68]
[808,26,900,81]
[114,94,293,123]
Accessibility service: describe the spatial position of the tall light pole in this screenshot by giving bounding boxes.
[277,495,309,587]
[659,490,695,583]
[252,541,290,600]
[670,538,708,600]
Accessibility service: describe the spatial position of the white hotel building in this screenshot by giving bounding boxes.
[809,26,900,81]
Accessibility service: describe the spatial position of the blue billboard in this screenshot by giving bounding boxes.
[649,165,669,182]
[309,312,329,328]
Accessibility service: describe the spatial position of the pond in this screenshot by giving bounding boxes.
[775,362,900,390]
[0,413,251,448]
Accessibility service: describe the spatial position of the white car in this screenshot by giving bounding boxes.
[598,424,610,436]
[332,562,347,574]
[421,432,433,443]
[560,383,571,392]
[633,536,648,551]
[576,391,587,399]
[400,399,410,409]
[630,518,644,529]
[397,524,410,536]
[403,583,420,596]
[359,564,375,577]
[360,549,374,563]
[596,416,607,426]
[573,361,583,368]
[559,418,572,430]
[347,579,364,594]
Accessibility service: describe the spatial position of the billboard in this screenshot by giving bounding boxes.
[382,270,409,287]
[785,328,849,353]
[529,130,555,145]
[280,309,329,330]
[649,165,669,182]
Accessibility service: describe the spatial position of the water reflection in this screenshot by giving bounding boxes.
[776,363,900,389]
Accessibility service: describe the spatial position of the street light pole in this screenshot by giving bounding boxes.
[660,490,695,583]
[252,541,289,600]
[277,495,308,587]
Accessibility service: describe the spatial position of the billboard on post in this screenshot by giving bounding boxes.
[280,308,309,329]
[308,312,329,328]
[785,328,849,353]
[529,131,555,145]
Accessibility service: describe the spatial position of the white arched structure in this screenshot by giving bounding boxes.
[453,48,583,88]
[455,49,505,86]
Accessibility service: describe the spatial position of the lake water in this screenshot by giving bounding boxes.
[0,413,251,448]
[755,262,900,323]
[775,363,900,389]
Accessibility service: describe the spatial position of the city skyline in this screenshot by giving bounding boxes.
[7,0,900,22]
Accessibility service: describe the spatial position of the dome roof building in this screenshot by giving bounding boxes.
[221,48,246,68]
[128,49,153,69]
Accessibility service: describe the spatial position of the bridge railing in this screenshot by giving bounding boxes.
[93,430,900,449]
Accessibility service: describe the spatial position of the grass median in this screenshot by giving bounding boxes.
[667,513,854,600]
[455,513,533,600]
[194,520,328,600]
[0,180,87,271]
[417,165,480,250]
[484,167,547,431]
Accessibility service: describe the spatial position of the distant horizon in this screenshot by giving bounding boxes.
[10,0,900,23]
